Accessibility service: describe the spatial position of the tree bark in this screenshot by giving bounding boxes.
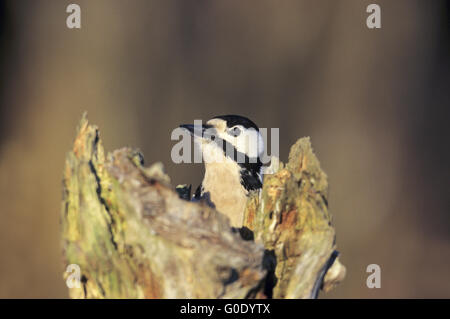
[61,114,345,299]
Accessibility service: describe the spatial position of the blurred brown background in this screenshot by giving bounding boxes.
[0,0,449,298]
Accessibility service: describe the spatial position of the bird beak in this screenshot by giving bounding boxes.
[180,124,214,139]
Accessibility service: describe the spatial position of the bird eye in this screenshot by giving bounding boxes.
[230,127,241,137]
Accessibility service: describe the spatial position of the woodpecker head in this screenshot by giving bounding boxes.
[180,115,264,191]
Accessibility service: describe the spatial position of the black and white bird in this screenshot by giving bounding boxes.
[180,115,264,227]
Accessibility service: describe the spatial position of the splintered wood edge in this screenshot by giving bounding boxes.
[62,114,267,298]
[62,114,345,299]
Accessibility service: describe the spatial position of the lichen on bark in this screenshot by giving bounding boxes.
[61,114,345,298]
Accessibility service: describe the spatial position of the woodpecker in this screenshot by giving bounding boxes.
[180,115,264,228]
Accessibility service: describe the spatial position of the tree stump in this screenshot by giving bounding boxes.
[61,114,345,298]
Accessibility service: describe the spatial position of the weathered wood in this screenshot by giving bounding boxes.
[243,138,345,298]
[61,114,345,298]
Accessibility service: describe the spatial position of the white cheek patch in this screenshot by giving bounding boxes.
[212,128,264,163]
[197,126,264,164]
[235,129,264,159]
